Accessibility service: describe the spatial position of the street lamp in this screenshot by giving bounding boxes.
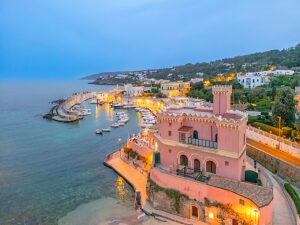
[277,116,281,149]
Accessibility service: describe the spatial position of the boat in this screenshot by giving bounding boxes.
[118,122,125,126]
[111,123,119,128]
[95,129,102,135]
[102,128,111,132]
[123,105,135,109]
[111,103,124,108]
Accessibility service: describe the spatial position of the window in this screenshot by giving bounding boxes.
[225,161,229,166]
[168,131,172,136]
[191,205,198,218]
[169,122,172,126]
[239,199,245,205]
[179,133,186,143]
[169,149,172,153]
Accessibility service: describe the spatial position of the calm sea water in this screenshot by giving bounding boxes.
[0,80,140,225]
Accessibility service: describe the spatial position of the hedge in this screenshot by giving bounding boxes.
[284,183,300,214]
[252,122,281,136]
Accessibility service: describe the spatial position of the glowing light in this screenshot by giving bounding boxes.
[208,212,214,219]
[204,80,211,87]
[154,142,158,151]
[116,176,125,200]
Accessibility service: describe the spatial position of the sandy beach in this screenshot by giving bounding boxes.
[58,197,180,225]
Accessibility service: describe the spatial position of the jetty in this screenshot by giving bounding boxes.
[44,91,99,122]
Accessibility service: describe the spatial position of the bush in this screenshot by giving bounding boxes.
[284,183,300,214]
[252,122,281,136]
[123,146,132,153]
[282,127,293,138]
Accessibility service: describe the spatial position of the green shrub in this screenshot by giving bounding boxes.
[282,127,293,137]
[252,122,281,136]
[248,116,257,124]
[284,183,300,214]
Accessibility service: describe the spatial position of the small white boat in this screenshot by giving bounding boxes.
[118,122,125,126]
[95,129,102,135]
[102,128,111,132]
[111,123,119,128]
[123,105,135,109]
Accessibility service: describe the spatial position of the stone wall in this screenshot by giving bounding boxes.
[246,126,300,158]
[247,145,300,188]
[147,183,206,222]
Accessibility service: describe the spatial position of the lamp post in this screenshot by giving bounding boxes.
[278,116,281,149]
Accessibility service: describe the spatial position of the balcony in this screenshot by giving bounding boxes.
[187,137,218,149]
[176,165,210,183]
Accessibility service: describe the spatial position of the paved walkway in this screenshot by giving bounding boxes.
[105,150,207,225]
[104,151,148,206]
[246,157,296,225]
[247,138,300,168]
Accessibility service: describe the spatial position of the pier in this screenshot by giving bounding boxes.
[44,91,100,122]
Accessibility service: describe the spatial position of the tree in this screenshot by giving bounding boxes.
[295,116,300,131]
[272,87,296,127]
[271,87,276,101]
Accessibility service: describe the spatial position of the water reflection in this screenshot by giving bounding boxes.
[116,176,126,201]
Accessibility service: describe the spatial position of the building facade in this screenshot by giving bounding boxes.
[124,84,144,97]
[237,74,269,89]
[160,81,190,97]
[149,85,273,225]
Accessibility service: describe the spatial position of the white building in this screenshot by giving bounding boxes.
[237,74,265,89]
[190,78,204,83]
[124,84,144,97]
[272,70,295,76]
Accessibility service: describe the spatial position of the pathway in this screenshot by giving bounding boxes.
[104,150,207,225]
[247,138,300,168]
[104,151,148,206]
[246,157,296,225]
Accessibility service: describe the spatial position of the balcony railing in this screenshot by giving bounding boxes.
[187,137,218,149]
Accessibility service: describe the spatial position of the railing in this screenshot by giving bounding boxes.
[187,137,218,149]
[247,125,300,148]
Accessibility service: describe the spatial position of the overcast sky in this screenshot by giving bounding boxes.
[1,0,300,79]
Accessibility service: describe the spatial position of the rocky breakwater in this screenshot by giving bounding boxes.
[44,91,98,122]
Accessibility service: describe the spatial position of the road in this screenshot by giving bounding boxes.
[246,138,300,168]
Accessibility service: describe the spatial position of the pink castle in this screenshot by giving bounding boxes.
[147,85,273,225]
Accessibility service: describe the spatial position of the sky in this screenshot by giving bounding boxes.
[1,0,300,80]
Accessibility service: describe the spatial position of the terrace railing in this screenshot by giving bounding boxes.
[187,137,218,149]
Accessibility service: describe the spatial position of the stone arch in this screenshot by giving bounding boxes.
[206,161,216,174]
[203,157,218,174]
[177,151,190,167]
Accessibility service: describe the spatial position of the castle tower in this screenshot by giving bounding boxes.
[212,85,232,115]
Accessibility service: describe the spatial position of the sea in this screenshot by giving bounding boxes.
[0,80,142,225]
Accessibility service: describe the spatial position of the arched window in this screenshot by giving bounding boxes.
[215,133,218,142]
[206,161,216,174]
[193,130,198,139]
[194,159,201,172]
[180,155,188,166]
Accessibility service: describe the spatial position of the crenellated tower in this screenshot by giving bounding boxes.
[212,85,232,115]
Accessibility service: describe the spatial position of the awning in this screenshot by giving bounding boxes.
[178,126,193,132]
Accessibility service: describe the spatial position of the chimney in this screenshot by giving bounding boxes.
[212,85,232,115]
